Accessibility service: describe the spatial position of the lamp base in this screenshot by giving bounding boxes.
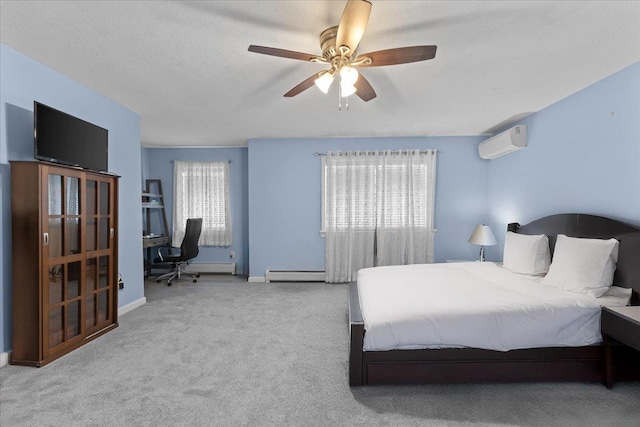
[478,246,485,262]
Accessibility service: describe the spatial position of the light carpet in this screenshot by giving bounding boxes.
[1,275,639,427]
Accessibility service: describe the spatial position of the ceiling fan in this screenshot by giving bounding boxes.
[248,0,437,103]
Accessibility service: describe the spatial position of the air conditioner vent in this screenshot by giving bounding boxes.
[478,125,527,159]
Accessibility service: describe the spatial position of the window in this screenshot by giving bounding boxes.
[173,161,231,246]
[322,162,375,232]
[322,150,437,282]
[321,153,434,234]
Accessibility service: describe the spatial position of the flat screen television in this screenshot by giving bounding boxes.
[34,101,109,172]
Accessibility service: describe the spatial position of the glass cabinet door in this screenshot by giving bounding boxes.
[87,179,111,252]
[65,177,81,255]
[86,180,98,252]
[85,178,114,333]
[47,264,64,348]
[98,181,111,250]
[47,174,63,258]
[46,174,81,258]
[44,169,83,352]
[46,262,83,350]
[42,166,117,356]
[84,256,112,331]
[85,257,97,330]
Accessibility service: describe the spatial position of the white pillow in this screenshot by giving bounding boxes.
[541,234,619,297]
[503,231,551,275]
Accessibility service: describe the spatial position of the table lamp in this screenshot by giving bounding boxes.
[468,225,497,262]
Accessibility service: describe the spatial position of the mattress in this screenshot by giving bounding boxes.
[357,262,630,352]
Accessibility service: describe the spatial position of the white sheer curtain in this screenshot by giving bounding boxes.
[325,152,377,283]
[376,150,437,266]
[324,150,437,283]
[173,161,231,246]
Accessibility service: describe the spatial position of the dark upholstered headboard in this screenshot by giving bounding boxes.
[508,213,640,305]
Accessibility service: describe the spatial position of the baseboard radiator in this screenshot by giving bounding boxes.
[190,262,236,275]
[265,270,326,282]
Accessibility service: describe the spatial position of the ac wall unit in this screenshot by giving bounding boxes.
[478,125,527,159]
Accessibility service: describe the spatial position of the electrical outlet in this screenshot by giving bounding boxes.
[229,251,235,259]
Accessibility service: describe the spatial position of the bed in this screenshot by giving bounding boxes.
[348,213,640,386]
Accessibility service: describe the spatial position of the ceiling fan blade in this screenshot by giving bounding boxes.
[284,73,321,97]
[354,74,376,102]
[357,45,437,67]
[335,0,372,57]
[248,45,321,62]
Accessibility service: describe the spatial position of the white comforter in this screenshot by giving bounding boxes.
[357,262,630,352]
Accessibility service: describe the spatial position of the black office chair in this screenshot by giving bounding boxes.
[154,218,202,286]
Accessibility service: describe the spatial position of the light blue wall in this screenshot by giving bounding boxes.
[144,148,249,275]
[486,62,640,259]
[248,137,487,278]
[0,44,144,354]
[141,146,150,185]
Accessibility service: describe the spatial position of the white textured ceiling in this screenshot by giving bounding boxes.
[1,1,639,147]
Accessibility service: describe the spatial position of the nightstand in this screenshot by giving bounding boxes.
[601,306,640,389]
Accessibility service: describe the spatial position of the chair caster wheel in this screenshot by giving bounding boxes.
[196,273,200,278]
[167,282,172,286]
[193,279,197,283]
[156,279,160,283]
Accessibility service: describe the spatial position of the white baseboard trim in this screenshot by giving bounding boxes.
[248,276,266,283]
[118,297,146,317]
[0,351,10,368]
[190,262,236,275]
[265,270,326,282]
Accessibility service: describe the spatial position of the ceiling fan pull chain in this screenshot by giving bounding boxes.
[338,85,342,111]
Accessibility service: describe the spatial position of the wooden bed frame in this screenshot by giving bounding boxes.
[349,213,640,386]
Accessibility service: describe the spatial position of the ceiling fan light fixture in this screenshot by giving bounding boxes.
[248,0,435,104]
[340,81,357,97]
[314,71,334,94]
[339,66,359,86]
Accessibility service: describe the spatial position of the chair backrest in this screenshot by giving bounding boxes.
[180,218,203,261]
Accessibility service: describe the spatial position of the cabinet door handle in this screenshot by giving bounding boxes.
[110,228,114,238]
[43,232,49,245]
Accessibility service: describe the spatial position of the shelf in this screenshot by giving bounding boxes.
[143,180,170,277]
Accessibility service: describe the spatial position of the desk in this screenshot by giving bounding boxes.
[601,306,640,388]
[143,235,170,277]
[143,235,169,249]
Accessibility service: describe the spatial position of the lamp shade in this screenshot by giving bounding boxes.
[468,225,497,246]
[314,71,334,94]
[340,81,357,97]
[339,66,359,86]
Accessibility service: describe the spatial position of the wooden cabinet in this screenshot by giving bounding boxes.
[10,161,119,367]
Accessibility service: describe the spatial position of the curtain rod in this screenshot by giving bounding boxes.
[170,160,232,163]
[314,149,438,156]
